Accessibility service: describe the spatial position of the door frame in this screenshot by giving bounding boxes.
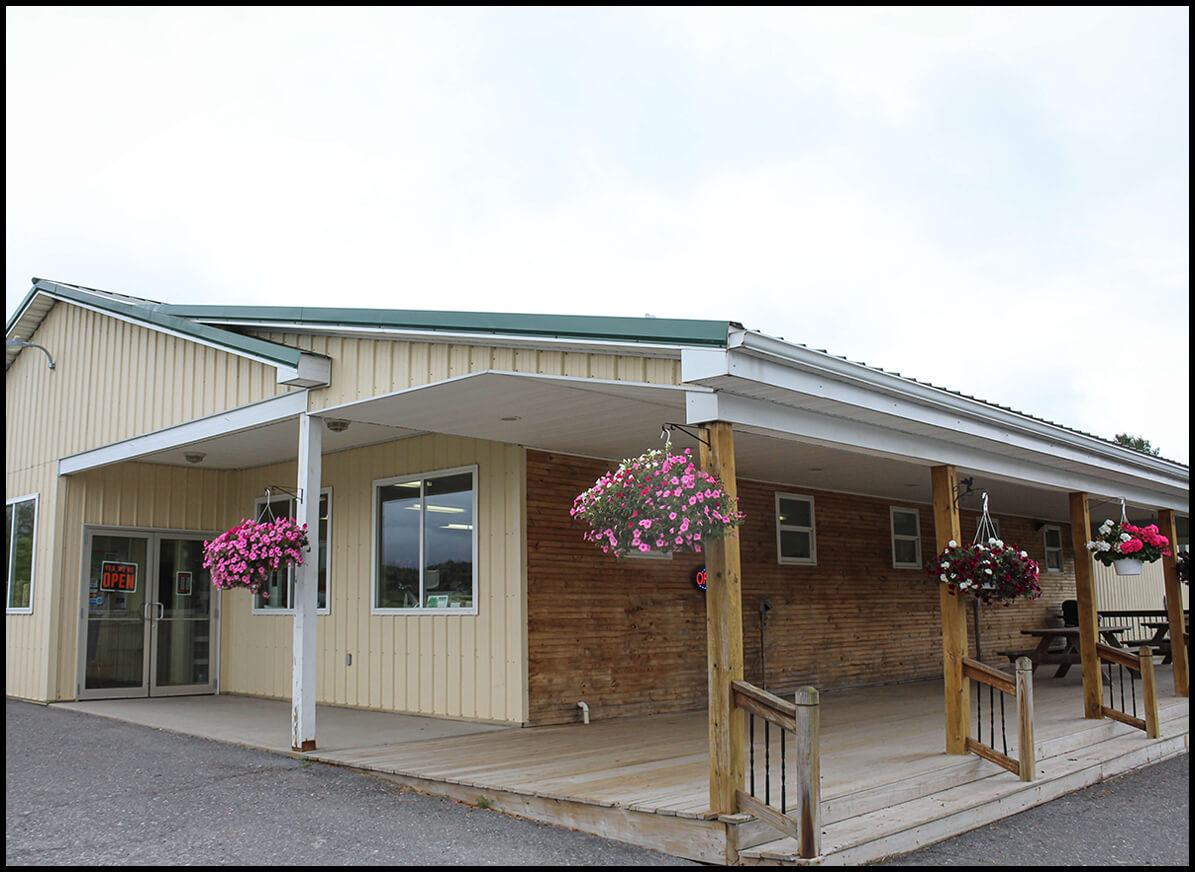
[77,525,221,700]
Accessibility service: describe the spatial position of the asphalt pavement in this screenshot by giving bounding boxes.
[5,698,1189,866]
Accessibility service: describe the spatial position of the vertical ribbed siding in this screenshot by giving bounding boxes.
[1093,559,1187,611]
[218,434,528,724]
[5,301,288,702]
[262,333,682,412]
[51,464,238,700]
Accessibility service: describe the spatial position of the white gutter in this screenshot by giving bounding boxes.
[719,329,1187,479]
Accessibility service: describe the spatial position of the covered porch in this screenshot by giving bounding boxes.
[59,667,1189,865]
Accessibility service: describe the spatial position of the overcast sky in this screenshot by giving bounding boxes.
[6,7,1190,463]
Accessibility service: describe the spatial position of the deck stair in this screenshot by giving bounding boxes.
[734,701,1188,866]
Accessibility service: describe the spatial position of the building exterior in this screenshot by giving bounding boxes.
[6,279,1189,742]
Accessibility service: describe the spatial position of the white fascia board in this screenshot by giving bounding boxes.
[58,391,310,476]
[277,353,332,388]
[707,332,1187,483]
[690,391,1189,511]
[198,319,691,360]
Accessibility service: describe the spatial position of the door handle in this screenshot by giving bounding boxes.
[155,602,165,620]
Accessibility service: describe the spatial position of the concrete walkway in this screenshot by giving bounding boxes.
[57,695,511,754]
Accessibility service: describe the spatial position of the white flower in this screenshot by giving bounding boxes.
[941,562,950,569]
[1120,533,1132,542]
[984,568,993,575]
[948,540,958,548]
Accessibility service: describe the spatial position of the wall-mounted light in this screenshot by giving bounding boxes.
[326,419,350,433]
[6,338,56,369]
[184,452,206,465]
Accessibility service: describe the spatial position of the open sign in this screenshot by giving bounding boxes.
[100,561,138,593]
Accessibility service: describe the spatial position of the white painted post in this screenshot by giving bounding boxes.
[292,412,321,751]
[794,687,821,860]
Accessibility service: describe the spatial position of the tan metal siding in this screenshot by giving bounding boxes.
[1093,559,1188,611]
[5,301,289,701]
[50,463,238,700]
[218,434,528,723]
[247,334,682,411]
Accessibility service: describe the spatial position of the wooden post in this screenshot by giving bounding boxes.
[1157,509,1188,697]
[1139,647,1160,739]
[794,687,821,860]
[1068,492,1103,718]
[932,465,969,754]
[292,412,322,752]
[1015,657,1035,782]
[699,421,745,816]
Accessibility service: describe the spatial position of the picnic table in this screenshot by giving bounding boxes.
[1141,620,1188,664]
[1000,625,1131,677]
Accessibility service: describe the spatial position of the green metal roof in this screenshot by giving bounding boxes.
[10,280,310,368]
[159,304,733,348]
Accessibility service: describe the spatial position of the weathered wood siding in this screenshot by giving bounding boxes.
[5,300,284,702]
[219,434,527,723]
[526,451,1077,725]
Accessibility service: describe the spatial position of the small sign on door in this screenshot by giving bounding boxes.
[100,561,138,593]
[176,571,193,597]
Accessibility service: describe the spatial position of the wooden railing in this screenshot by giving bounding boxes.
[962,657,1035,781]
[1097,643,1160,737]
[730,680,820,859]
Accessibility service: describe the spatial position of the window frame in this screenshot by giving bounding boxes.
[890,506,922,569]
[1042,525,1065,573]
[372,465,479,615]
[250,487,332,615]
[776,492,817,566]
[6,493,38,614]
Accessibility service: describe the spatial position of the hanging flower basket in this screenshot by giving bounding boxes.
[928,538,1042,606]
[571,447,744,557]
[1085,520,1170,575]
[203,517,309,597]
[1111,558,1143,576]
[1177,551,1189,584]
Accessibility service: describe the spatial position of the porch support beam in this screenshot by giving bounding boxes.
[932,465,969,754]
[1158,509,1188,697]
[1069,492,1103,718]
[699,420,745,815]
[292,411,322,751]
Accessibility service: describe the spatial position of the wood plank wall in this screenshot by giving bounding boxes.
[526,450,1077,726]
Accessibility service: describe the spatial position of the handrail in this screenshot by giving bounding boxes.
[730,680,820,860]
[1096,644,1159,737]
[961,657,1035,782]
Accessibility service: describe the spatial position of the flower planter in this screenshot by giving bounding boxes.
[1086,520,1170,572]
[1113,558,1144,576]
[203,517,309,597]
[928,538,1041,606]
[571,447,744,558]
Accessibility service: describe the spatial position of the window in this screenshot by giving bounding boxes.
[251,489,331,613]
[1043,526,1064,573]
[374,467,477,613]
[6,494,38,613]
[776,493,816,565]
[890,507,922,569]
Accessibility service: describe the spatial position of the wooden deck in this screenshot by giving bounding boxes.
[59,668,1189,865]
[320,669,1188,865]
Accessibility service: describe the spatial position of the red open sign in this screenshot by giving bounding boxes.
[100,561,138,593]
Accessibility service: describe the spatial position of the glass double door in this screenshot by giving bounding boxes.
[80,530,216,698]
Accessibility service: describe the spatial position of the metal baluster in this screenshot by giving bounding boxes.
[764,719,771,805]
[999,687,1008,756]
[1118,663,1126,713]
[749,712,756,797]
[780,726,787,812]
[988,684,995,749]
[1129,663,1138,717]
[976,679,982,744]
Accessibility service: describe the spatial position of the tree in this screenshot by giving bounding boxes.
[1114,433,1162,456]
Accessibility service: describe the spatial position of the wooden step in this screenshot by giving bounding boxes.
[737,709,1188,866]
